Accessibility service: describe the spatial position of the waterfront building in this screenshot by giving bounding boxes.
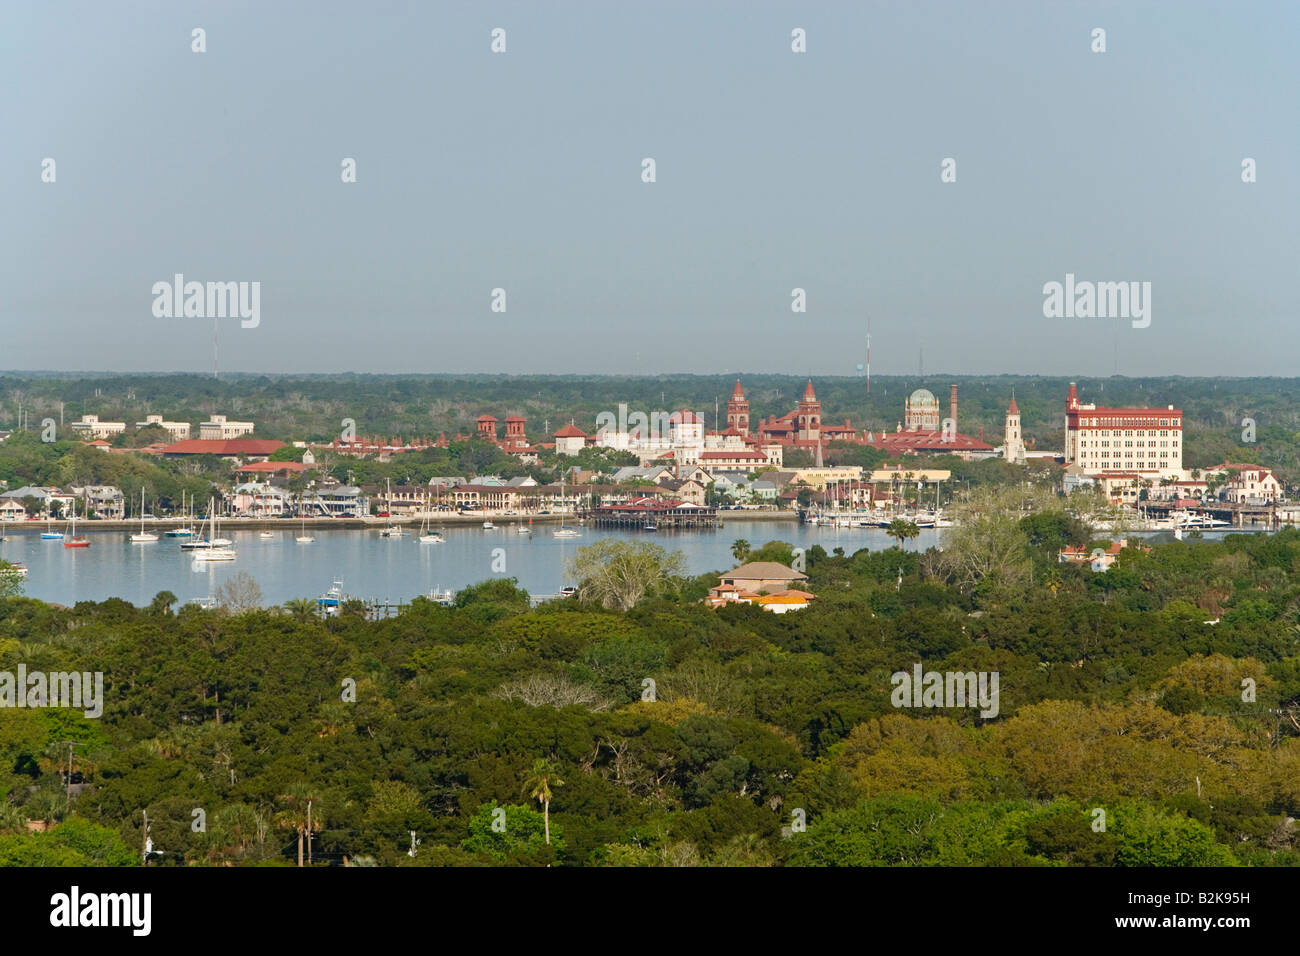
[231,482,292,517]
[1064,382,1182,477]
[1211,463,1283,504]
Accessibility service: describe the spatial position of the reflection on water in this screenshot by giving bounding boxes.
[0,521,942,607]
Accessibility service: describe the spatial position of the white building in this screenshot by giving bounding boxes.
[70,414,126,440]
[231,482,292,517]
[199,414,255,440]
[1003,396,1025,464]
[1215,464,1283,504]
[553,424,589,456]
[1064,382,1182,477]
[136,415,191,441]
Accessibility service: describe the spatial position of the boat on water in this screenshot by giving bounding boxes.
[165,492,197,536]
[317,579,347,612]
[130,488,159,543]
[378,480,406,536]
[425,587,455,606]
[642,521,658,532]
[259,530,275,539]
[296,514,314,543]
[482,520,495,530]
[40,510,63,539]
[193,547,236,562]
[552,471,581,536]
[516,524,532,535]
[0,562,27,578]
[417,503,444,542]
[190,499,235,560]
[64,507,89,548]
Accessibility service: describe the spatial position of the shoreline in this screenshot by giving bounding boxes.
[0,510,801,534]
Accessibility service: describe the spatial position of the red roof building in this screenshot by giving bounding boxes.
[162,439,285,458]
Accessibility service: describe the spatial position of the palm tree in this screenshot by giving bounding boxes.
[523,758,563,845]
[276,784,323,867]
[886,519,920,550]
[149,590,178,616]
[730,539,751,563]
[282,597,319,622]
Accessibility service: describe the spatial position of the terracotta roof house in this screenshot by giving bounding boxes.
[715,561,808,593]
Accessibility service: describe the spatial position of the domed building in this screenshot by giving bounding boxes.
[904,388,941,431]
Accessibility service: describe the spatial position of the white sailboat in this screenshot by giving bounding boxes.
[130,488,159,542]
[379,479,405,537]
[193,499,236,561]
[418,496,444,543]
[553,470,581,537]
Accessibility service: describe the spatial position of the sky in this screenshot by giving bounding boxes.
[2,0,1297,377]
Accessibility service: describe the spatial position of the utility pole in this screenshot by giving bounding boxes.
[141,810,149,866]
[306,800,312,865]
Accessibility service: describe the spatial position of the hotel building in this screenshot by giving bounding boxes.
[1064,383,1182,476]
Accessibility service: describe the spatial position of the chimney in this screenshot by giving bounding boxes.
[949,384,958,433]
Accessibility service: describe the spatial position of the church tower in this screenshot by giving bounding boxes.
[1004,395,1025,463]
[726,380,750,436]
[797,380,821,444]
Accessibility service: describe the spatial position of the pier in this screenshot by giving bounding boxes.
[584,502,719,530]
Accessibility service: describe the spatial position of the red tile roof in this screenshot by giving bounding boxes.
[163,439,284,456]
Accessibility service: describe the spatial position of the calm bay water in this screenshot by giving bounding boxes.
[0,521,940,608]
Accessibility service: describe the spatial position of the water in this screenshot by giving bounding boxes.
[0,521,939,607]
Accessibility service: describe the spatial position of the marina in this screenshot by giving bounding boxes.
[0,520,942,608]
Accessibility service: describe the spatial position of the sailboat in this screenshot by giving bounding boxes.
[193,500,236,561]
[40,506,64,539]
[296,513,314,544]
[552,470,581,537]
[418,496,444,543]
[165,491,195,537]
[180,495,214,549]
[130,488,159,542]
[64,500,89,548]
[379,479,405,537]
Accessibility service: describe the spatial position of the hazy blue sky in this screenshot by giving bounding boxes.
[2,1,1296,377]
